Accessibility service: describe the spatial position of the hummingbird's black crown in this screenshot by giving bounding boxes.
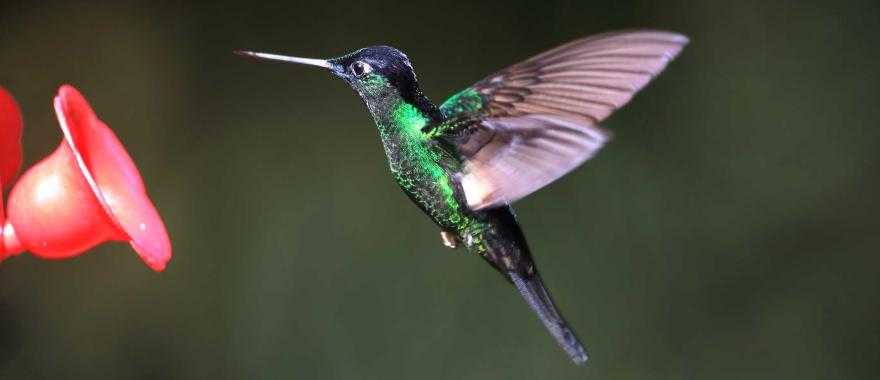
[331,45,416,84]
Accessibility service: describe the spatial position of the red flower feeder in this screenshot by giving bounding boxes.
[0,85,171,271]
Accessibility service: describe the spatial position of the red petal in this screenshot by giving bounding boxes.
[54,85,172,271]
[0,87,23,189]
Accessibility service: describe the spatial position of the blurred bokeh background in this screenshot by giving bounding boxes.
[1,0,878,378]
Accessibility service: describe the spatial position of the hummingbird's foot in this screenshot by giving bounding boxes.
[440,231,459,249]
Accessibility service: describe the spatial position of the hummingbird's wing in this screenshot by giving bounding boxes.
[435,30,688,210]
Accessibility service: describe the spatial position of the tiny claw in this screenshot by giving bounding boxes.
[440,231,459,249]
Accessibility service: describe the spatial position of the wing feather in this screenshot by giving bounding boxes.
[437,30,688,209]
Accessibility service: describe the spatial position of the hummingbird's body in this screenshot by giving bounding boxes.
[372,94,590,359]
[371,98,462,230]
[354,67,505,262]
[367,87,543,286]
[238,30,687,365]
[371,92,535,271]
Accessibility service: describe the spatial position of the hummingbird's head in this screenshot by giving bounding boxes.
[327,46,420,101]
[235,46,427,111]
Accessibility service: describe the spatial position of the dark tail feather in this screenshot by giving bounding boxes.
[509,271,588,365]
[474,206,587,364]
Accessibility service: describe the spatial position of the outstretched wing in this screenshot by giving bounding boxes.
[436,30,688,210]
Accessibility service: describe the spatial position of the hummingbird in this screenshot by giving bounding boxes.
[236,30,687,365]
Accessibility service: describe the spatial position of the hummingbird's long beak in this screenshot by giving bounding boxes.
[234,51,330,68]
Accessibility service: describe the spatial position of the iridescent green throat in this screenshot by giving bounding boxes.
[370,96,469,231]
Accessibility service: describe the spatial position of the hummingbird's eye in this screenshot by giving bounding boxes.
[350,61,373,76]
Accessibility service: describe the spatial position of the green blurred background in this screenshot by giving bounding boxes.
[1,0,878,378]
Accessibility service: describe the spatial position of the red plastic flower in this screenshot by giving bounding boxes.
[0,85,171,271]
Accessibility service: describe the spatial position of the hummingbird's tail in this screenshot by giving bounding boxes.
[508,269,588,365]
[467,206,587,365]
